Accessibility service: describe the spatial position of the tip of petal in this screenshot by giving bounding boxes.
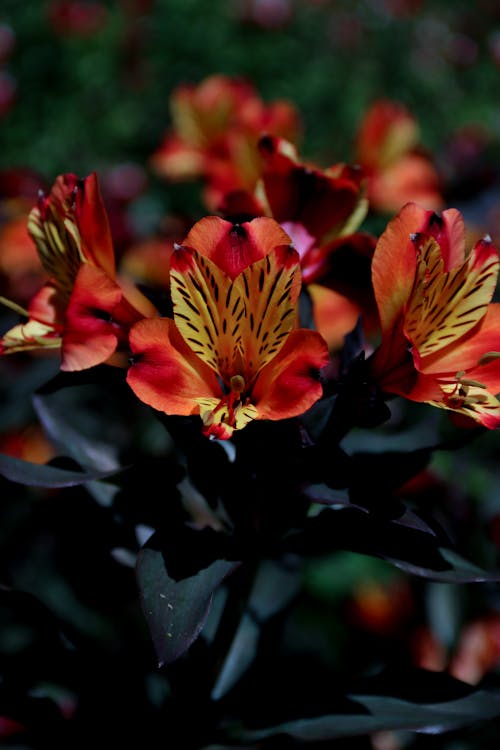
[171,245,196,273]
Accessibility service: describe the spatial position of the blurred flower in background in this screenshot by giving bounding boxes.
[150,73,301,211]
[354,98,443,214]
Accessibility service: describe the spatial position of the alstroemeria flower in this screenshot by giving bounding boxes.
[355,99,443,214]
[0,172,155,370]
[368,202,500,427]
[150,74,301,211]
[127,216,329,439]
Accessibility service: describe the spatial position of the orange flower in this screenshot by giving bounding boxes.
[150,74,301,211]
[369,202,500,427]
[127,216,329,439]
[0,172,155,370]
[355,99,443,214]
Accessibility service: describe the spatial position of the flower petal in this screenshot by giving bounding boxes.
[356,99,419,171]
[28,174,83,301]
[251,328,329,421]
[170,242,301,385]
[75,172,116,278]
[371,202,429,334]
[182,216,291,280]
[0,318,61,355]
[367,154,443,214]
[308,284,361,351]
[408,373,500,429]
[28,284,63,325]
[429,208,465,270]
[61,264,123,371]
[196,398,258,440]
[170,245,234,378]
[150,135,207,181]
[236,244,301,381]
[127,317,220,415]
[415,302,500,376]
[406,235,499,363]
[258,135,367,245]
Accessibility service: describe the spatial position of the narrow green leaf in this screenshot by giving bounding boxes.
[0,452,118,488]
[233,689,500,742]
[32,394,123,505]
[211,557,301,700]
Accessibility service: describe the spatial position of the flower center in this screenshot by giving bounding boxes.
[199,373,256,440]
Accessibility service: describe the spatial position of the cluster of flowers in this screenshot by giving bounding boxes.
[1,74,500,439]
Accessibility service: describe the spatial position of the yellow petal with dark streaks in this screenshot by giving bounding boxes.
[28,205,83,300]
[236,245,301,382]
[404,236,499,360]
[170,247,235,379]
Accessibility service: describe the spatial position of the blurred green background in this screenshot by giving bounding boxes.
[2,0,500,216]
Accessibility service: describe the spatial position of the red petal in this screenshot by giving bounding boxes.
[308,284,361,351]
[433,208,465,270]
[28,284,63,326]
[356,99,418,170]
[259,135,366,245]
[182,216,291,279]
[367,155,443,215]
[127,317,221,415]
[61,264,122,371]
[75,172,115,278]
[150,135,206,180]
[252,328,329,420]
[36,173,78,221]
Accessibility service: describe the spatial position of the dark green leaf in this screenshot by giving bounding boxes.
[136,546,237,667]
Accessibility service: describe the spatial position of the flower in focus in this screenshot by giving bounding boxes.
[0,172,155,370]
[368,202,500,427]
[127,216,329,439]
[150,74,301,210]
[355,99,443,214]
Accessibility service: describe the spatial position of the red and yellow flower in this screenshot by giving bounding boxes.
[368,202,500,427]
[0,172,155,370]
[127,216,329,439]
